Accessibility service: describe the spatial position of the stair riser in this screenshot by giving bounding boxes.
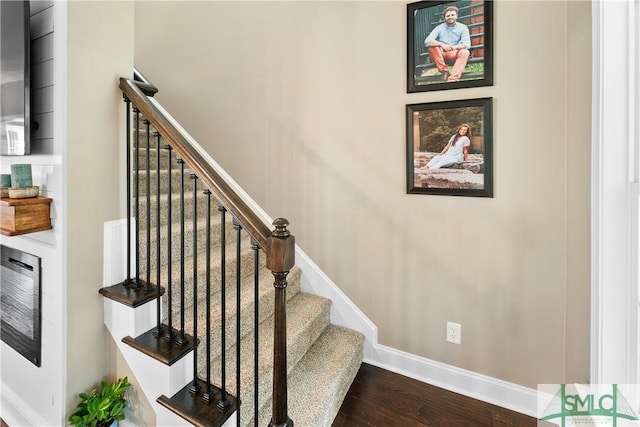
[135,148,171,169]
[129,120,161,146]
[137,219,242,269]
[135,170,187,197]
[136,147,202,171]
[137,192,222,228]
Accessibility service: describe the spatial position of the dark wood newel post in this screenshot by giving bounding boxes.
[267,218,295,427]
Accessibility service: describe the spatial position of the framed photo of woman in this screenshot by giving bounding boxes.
[407,0,493,92]
[406,97,493,197]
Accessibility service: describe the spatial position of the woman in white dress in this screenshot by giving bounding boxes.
[426,123,472,169]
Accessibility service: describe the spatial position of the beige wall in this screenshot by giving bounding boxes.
[107,336,156,426]
[66,0,134,414]
[134,0,591,388]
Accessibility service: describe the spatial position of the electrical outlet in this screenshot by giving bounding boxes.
[446,321,461,344]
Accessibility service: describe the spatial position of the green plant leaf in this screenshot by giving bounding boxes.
[69,376,131,426]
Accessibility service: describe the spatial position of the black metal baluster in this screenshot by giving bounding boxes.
[233,217,242,427]
[203,189,213,402]
[251,239,260,423]
[144,119,152,292]
[190,174,200,393]
[122,97,134,288]
[176,158,187,347]
[134,107,142,288]
[217,203,230,411]
[154,132,163,335]
[165,146,176,341]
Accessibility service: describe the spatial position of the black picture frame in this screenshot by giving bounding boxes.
[0,245,42,366]
[406,97,493,197]
[407,0,493,92]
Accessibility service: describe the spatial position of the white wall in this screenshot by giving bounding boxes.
[1,2,65,425]
[1,2,137,425]
[134,0,592,389]
[591,0,640,387]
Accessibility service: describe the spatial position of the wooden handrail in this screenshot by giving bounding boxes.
[132,67,159,97]
[119,77,272,250]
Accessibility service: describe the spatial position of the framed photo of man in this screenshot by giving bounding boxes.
[407,0,493,92]
[406,97,493,197]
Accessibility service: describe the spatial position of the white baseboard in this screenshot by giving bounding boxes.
[368,344,537,417]
[0,384,51,427]
[296,244,538,418]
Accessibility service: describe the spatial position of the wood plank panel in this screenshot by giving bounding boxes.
[31,32,53,64]
[31,59,53,89]
[31,112,53,140]
[30,6,54,40]
[30,1,54,16]
[31,86,53,115]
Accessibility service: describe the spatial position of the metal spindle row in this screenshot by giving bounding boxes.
[123,101,265,424]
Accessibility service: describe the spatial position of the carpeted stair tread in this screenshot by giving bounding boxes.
[198,291,331,426]
[137,214,245,269]
[136,168,195,197]
[257,324,364,427]
[137,191,211,227]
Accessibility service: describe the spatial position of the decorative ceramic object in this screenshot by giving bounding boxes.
[8,186,39,199]
[11,164,32,188]
[0,174,11,187]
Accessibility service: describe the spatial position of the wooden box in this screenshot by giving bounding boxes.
[0,196,53,236]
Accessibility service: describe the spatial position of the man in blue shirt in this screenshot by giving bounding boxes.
[424,5,471,82]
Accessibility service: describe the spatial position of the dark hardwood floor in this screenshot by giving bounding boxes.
[334,363,539,426]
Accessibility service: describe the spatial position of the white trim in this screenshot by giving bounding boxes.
[55,2,69,424]
[104,218,129,286]
[590,0,604,387]
[591,0,639,387]
[368,344,537,417]
[0,385,51,427]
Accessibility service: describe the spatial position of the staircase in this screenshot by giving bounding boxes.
[101,72,364,426]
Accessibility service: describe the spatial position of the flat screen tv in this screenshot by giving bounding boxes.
[0,0,31,155]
